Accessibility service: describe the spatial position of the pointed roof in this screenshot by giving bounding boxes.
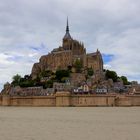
[63,17,72,40]
[96,48,99,53]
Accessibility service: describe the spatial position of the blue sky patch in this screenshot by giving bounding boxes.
[30,46,40,51]
[29,44,47,52]
[102,54,114,64]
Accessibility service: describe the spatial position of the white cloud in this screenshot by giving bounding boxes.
[94,28,140,80]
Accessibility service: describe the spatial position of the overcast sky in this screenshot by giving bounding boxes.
[0,0,140,90]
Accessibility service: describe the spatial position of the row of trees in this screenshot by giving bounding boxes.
[11,66,94,89]
[105,69,130,85]
[12,69,71,88]
[12,74,35,87]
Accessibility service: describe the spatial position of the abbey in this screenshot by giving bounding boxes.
[31,19,103,80]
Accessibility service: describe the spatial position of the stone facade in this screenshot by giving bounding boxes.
[1,93,140,107]
[31,20,103,79]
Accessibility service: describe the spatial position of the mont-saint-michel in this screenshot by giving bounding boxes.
[1,1,140,140]
[0,19,140,107]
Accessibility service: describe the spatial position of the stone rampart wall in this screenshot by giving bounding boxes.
[125,95,140,106]
[0,96,56,106]
[0,93,140,107]
[0,96,3,105]
[71,95,115,107]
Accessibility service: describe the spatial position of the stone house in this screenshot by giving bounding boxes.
[96,86,108,94]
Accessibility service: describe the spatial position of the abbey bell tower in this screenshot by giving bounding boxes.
[63,18,72,40]
[63,18,73,50]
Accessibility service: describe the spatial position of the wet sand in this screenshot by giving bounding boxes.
[0,107,140,140]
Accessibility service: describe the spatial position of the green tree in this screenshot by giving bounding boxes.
[12,74,22,86]
[43,80,53,89]
[19,80,35,87]
[40,70,52,78]
[24,75,31,80]
[67,65,72,72]
[105,70,118,82]
[87,68,94,76]
[120,76,129,85]
[74,59,83,73]
[55,70,70,82]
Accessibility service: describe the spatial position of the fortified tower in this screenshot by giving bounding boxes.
[62,18,86,67]
[63,18,72,49]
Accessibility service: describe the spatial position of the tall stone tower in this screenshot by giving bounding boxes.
[63,18,72,50]
[62,18,87,67]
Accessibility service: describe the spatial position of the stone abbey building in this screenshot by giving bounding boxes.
[31,19,103,79]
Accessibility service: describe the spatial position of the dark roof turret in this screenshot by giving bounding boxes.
[63,17,72,40]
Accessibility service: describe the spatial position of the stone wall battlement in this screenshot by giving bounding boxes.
[0,93,140,107]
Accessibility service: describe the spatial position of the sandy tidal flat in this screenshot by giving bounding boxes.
[0,107,140,140]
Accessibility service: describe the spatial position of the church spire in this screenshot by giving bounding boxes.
[66,17,69,32]
[63,17,72,40]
